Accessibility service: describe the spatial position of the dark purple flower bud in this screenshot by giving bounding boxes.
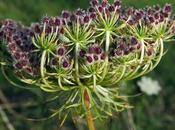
[13,35,19,41]
[114,0,121,7]
[135,11,142,20]
[91,0,99,6]
[108,5,115,12]
[20,59,28,66]
[86,56,93,63]
[127,8,134,15]
[14,52,21,60]
[79,50,86,57]
[15,62,23,69]
[147,8,154,15]
[51,58,58,66]
[98,6,103,13]
[70,14,77,21]
[32,24,41,33]
[16,39,22,45]
[93,55,99,61]
[100,53,106,60]
[159,15,164,22]
[76,9,84,16]
[90,13,97,19]
[148,16,155,23]
[42,16,49,24]
[131,37,138,45]
[55,18,61,26]
[94,47,102,54]
[140,10,144,16]
[119,43,127,51]
[57,47,65,56]
[29,31,34,36]
[164,4,172,13]
[62,60,69,68]
[49,18,55,26]
[154,13,159,20]
[84,16,90,23]
[62,11,70,19]
[102,1,107,7]
[89,7,96,13]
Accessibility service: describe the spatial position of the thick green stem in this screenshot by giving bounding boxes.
[84,90,96,130]
[105,31,110,53]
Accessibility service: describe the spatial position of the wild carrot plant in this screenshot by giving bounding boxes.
[0,0,175,130]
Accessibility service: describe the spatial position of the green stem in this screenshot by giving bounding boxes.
[105,31,110,53]
[75,43,83,86]
[84,90,96,130]
[40,50,53,88]
[98,31,110,83]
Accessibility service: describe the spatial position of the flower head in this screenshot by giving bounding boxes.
[137,77,162,95]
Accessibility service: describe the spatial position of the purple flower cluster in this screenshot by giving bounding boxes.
[88,0,121,20]
[50,46,72,69]
[79,44,105,64]
[126,4,172,26]
[111,37,140,58]
[0,20,38,75]
[51,57,71,69]
[0,0,175,78]
[60,8,92,27]
[31,16,63,35]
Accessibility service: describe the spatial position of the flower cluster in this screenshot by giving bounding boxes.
[79,44,105,64]
[0,0,175,119]
[0,20,38,75]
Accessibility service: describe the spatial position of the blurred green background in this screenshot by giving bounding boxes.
[0,0,175,130]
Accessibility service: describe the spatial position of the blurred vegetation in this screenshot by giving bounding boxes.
[0,0,175,130]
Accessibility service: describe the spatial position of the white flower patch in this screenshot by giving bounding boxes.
[137,77,162,95]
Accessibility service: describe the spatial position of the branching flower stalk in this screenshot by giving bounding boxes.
[0,0,175,130]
